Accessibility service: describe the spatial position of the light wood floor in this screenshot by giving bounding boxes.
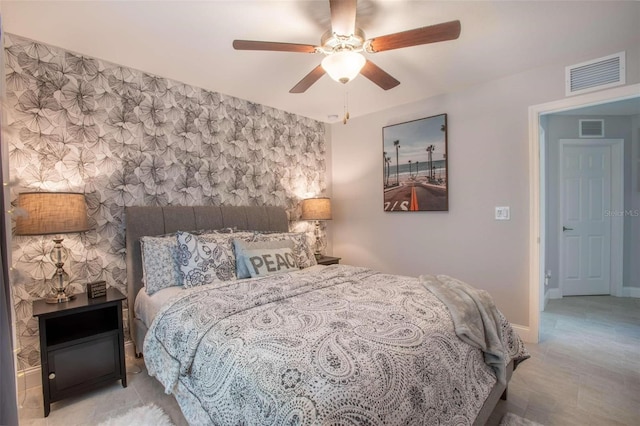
[18,296,640,425]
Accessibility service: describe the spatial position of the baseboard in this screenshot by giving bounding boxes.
[17,341,135,392]
[16,365,41,393]
[547,288,563,299]
[543,289,550,309]
[510,323,533,343]
[622,287,640,298]
[545,287,638,298]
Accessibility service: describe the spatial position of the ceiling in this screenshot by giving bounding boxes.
[3,1,639,123]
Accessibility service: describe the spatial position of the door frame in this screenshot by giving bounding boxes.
[528,83,639,343]
[558,139,624,297]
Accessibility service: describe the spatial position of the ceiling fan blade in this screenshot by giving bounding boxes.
[290,65,326,93]
[330,0,357,36]
[367,20,461,52]
[233,40,317,53]
[360,60,400,90]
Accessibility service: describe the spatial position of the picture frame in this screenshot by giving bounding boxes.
[86,281,107,298]
[383,113,449,211]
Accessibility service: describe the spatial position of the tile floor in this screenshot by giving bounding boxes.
[17,296,640,425]
[487,295,640,426]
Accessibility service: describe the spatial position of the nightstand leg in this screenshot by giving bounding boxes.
[43,393,50,417]
[39,318,51,417]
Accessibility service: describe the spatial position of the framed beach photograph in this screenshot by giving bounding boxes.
[383,114,448,212]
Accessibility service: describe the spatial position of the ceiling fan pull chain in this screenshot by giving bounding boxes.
[346,91,350,120]
[343,90,350,124]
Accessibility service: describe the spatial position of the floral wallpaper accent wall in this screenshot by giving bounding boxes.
[4,34,327,370]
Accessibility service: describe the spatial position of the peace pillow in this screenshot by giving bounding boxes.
[251,232,317,269]
[242,247,299,278]
[233,238,295,279]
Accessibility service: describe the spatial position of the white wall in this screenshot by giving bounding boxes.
[329,47,640,328]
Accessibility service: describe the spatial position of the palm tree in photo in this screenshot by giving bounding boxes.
[394,140,400,185]
[383,151,387,186]
[426,144,435,180]
[385,155,391,187]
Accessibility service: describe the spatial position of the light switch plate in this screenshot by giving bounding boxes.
[495,206,510,220]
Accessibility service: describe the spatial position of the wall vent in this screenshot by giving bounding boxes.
[579,119,604,138]
[566,52,625,96]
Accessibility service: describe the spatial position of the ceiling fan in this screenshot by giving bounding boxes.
[232,0,461,93]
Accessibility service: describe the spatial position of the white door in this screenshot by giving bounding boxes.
[560,142,612,296]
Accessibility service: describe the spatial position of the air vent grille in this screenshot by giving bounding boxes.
[566,52,625,96]
[579,119,604,138]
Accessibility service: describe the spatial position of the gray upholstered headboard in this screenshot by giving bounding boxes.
[124,205,289,354]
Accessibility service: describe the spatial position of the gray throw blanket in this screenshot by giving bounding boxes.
[420,274,507,385]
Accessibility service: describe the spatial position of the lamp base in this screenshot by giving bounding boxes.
[45,288,76,304]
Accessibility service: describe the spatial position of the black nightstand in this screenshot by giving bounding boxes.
[33,287,127,417]
[316,255,341,265]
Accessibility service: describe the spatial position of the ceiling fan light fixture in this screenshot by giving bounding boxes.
[233,1,462,93]
[321,51,366,84]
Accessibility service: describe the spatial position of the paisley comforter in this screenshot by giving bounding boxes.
[144,265,529,425]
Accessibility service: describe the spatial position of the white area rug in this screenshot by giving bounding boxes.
[97,403,174,426]
[500,412,544,426]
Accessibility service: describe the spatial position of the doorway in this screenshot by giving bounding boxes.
[527,83,640,343]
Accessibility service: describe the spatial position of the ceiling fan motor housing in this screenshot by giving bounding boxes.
[320,28,366,54]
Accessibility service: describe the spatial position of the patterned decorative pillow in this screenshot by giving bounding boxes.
[140,228,243,294]
[140,236,182,295]
[233,238,295,279]
[176,231,255,288]
[251,232,317,269]
[243,247,299,278]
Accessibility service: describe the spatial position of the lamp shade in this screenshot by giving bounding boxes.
[321,51,366,84]
[301,197,332,221]
[15,192,90,236]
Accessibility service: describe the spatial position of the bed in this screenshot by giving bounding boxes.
[125,205,528,425]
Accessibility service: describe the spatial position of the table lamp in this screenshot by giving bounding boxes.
[300,197,332,257]
[15,192,90,303]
